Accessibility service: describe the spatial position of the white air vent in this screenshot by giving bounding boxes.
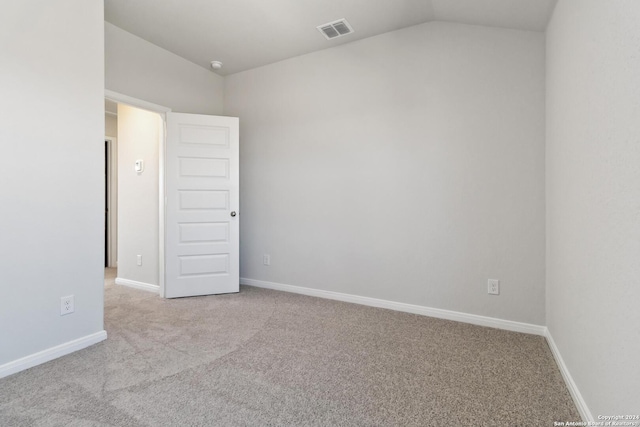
[317,19,354,40]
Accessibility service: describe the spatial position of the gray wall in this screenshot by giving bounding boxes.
[105,114,117,138]
[0,0,105,365]
[225,21,546,325]
[546,0,640,415]
[105,22,224,115]
[116,105,162,287]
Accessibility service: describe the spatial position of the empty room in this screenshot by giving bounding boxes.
[0,0,638,425]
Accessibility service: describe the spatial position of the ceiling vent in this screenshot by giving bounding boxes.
[317,19,354,40]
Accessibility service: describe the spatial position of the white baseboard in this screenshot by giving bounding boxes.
[240,278,546,336]
[544,328,593,422]
[115,277,159,293]
[0,330,107,379]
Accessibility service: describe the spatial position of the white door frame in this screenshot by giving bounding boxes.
[104,136,118,268]
[105,89,171,297]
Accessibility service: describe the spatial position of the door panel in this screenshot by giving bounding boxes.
[165,113,239,298]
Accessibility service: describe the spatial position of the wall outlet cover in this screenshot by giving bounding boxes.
[61,295,75,316]
[488,279,500,295]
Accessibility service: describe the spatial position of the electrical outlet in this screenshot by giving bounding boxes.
[488,279,500,295]
[263,254,271,266]
[137,255,142,266]
[60,295,74,316]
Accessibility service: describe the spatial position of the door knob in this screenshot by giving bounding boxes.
[230,211,237,217]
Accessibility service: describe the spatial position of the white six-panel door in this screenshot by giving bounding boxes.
[165,112,239,298]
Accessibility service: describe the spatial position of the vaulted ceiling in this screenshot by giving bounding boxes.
[104,0,557,76]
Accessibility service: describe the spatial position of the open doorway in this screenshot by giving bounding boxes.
[104,99,119,292]
[104,92,168,295]
[105,99,118,269]
[103,90,239,300]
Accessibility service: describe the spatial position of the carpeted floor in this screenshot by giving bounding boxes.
[0,268,579,426]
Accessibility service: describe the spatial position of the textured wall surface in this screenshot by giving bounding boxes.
[105,22,224,115]
[0,0,105,365]
[117,105,162,287]
[546,0,640,416]
[225,21,546,325]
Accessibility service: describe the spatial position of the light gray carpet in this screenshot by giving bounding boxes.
[0,268,579,426]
